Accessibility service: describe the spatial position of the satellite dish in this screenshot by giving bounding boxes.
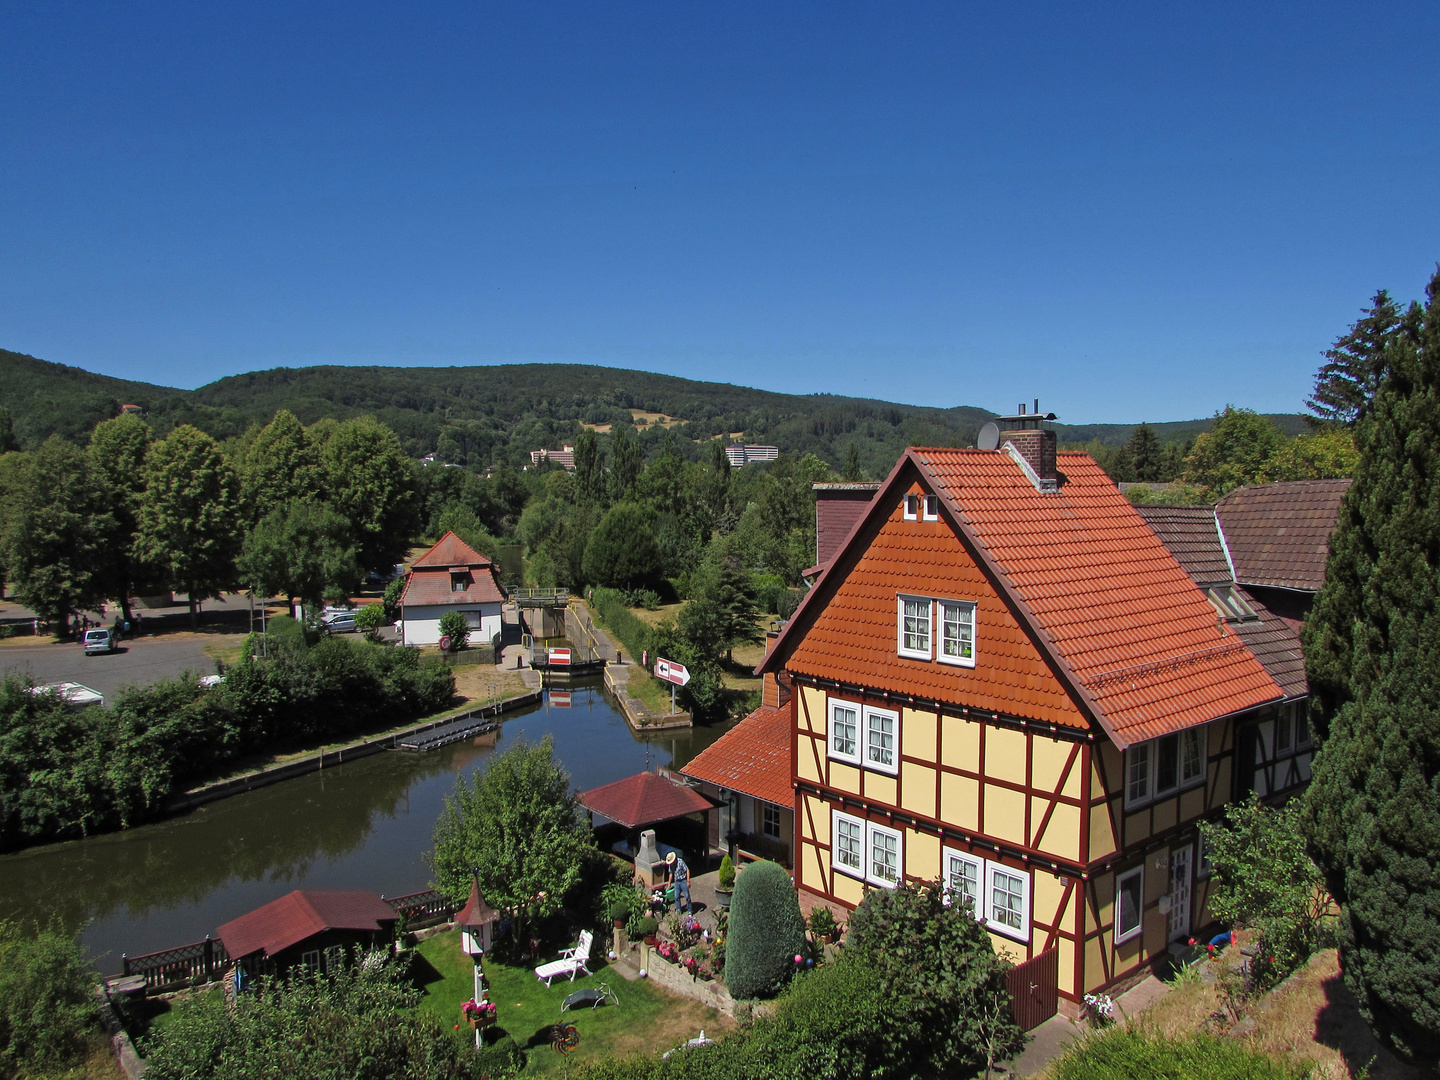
[977,422,1001,451]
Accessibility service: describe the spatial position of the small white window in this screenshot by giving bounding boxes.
[833,811,864,878]
[938,601,976,667]
[828,699,861,765]
[922,494,939,521]
[1180,728,1205,784]
[897,596,932,659]
[943,847,985,920]
[324,945,344,974]
[1115,866,1144,943]
[866,822,903,888]
[762,804,782,840]
[301,949,321,973]
[903,494,920,520]
[985,863,1030,940]
[1126,743,1151,805]
[865,707,900,775]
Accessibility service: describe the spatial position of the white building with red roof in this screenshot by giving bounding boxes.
[398,531,506,648]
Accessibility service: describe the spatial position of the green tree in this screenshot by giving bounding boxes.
[1262,428,1360,482]
[135,425,242,626]
[1308,288,1404,425]
[238,409,320,525]
[1302,267,1440,1063]
[382,575,405,621]
[1182,407,1285,496]
[315,416,419,572]
[0,408,21,454]
[846,879,1025,1078]
[438,609,470,650]
[88,413,156,623]
[1125,422,1163,482]
[725,859,807,999]
[609,422,644,502]
[0,920,97,1074]
[428,736,593,944]
[573,428,605,506]
[686,559,763,663]
[237,501,362,608]
[1,437,111,635]
[843,441,863,481]
[582,502,662,589]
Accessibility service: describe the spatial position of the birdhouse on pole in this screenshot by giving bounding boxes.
[456,879,499,957]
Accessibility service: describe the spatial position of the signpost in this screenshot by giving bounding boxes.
[653,658,691,715]
[548,647,572,666]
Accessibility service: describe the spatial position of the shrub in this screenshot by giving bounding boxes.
[438,610,471,650]
[382,575,405,621]
[0,920,97,1074]
[1050,1028,1310,1080]
[354,603,387,631]
[806,906,837,941]
[724,859,806,999]
[717,854,735,891]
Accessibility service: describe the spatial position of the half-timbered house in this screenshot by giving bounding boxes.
[757,415,1288,1013]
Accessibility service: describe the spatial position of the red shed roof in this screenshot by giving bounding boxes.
[681,704,792,807]
[764,447,1282,747]
[578,771,717,829]
[217,889,397,960]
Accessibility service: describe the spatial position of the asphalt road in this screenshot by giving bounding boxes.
[0,632,243,700]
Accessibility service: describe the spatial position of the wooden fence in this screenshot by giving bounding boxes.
[121,936,230,989]
[1004,947,1059,1030]
[384,889,454,930]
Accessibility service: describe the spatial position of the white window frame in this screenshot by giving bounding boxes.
[865,706,900,776]
[301,949,321,973]
[1180,727,1206,785]
[922,494,940,521]
[937,600,977,667]
[985,862,1031,940]
[897,595,932,659]
[832,810,865,879]
[827,699,862,766]
[1115,865,1144,943]
[942,846,986,920]
[865,821,904,888]
[761,803,782,840]
[1125,742,1152,806]
[1127,729,1205,808]
[903,494,920,520]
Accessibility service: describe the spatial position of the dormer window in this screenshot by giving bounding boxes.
[904,493,940,521]
[1206,586,1257,622]
[903,494,920,520]
[923,495,939,521]
[450,567,472,593]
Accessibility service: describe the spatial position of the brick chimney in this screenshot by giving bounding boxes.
[996,401,1059,492]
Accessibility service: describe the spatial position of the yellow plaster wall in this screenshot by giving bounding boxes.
[1084,936,1109,993]
[901,762,936,818]
[1096,744,1123,799]
[803,842,827,892]
[985,726,1028,786]
[940,772,980,832]
[1089,802,1117,861]
[1030,737,1074,795]
[905,828,940,881]
[903,706,937,760]
[988,930,1029,962]
[1058,937,1078,997]
[1033,869,1067,938]
[1033,799,1081,862]
[984,784,1027,846]
[1151,798,1177,834]
[804,794,830,844]
[830,761,861,797]
[1179,786,1206,822]
[833,871,865,907]
[800,686,826,733]
[940,714,981,772]
[866,773,897,807]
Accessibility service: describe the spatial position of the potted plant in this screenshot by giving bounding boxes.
[635,916,659,946]
[714,854,735,908]
[462,999,497,1029]
[609,899,631,929]
[807,905,841,944]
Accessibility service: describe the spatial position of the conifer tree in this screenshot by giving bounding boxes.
[609,421,643,501]
[1125,422,1163,482]
[1303,267,1440,1063]
[1307,289,1403,425]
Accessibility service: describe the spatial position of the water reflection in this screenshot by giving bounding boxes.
[0,683,730,967]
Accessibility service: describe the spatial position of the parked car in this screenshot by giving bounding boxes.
[83,628,117,655]
[320,611,359,634]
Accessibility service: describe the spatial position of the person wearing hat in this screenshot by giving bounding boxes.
[665,851,691,914]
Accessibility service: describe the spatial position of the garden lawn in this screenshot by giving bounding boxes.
[413,928,734,1076]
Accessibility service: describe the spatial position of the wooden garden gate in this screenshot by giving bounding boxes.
[1004,947,1059,1030]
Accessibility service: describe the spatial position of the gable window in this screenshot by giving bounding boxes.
[828,700,861,765]
[762,804,782,840]
[922,494,940,521]
[866,707,899,775]
[867,822,903,887]
[903,494,920,520]
[938,601,976,666]
[897,596,932,659]
[1116,865,1144,943]
[833,812,864,876]
[985,863,1031,940]
[943,847,985,919]
[1127,744,1151,804]
[1127,728,1205,806]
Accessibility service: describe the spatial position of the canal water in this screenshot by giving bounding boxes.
[0,683,731,970]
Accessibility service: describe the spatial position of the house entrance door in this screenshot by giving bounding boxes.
[1168,845,1192,941]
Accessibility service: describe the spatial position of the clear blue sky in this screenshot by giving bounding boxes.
[2,2,1437,422]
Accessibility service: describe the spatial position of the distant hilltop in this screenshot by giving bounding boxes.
[0,348,1307,473]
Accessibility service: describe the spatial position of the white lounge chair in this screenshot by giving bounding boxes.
[536,930,593,986]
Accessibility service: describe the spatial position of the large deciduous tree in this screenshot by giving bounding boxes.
[236,501,362,608]
[428,737,591,944]
[1302,266,1440,1063]
[1182,406,1285,496]
[135,425,242,626]
[314,416,419,573]
[88,413,155,623]
[582,502,662,589]
[1308,289,1404,426]
[238,409,320,525]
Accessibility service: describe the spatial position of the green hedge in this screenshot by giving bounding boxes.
[590,586,655,660]
[724,859,807,1000]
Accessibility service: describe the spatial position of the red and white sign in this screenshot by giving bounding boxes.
[548,647,572,666]
[549,690,572,708]
[654,658,691,686]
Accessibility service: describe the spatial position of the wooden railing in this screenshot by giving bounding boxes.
[121,936,230,988]
[384,889,454,930]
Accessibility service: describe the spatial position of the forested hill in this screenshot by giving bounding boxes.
[0,347,1306,469]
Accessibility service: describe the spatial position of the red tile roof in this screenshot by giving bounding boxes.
[412,531,492,569]
[455,880,500,926]
[217,890,398,960]
[765,448,1282,747]
[400,532,504,607]
[1216,480,1351,591]
[813,483,882,569]
[681,705,792,807]
[578,771,718,829]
